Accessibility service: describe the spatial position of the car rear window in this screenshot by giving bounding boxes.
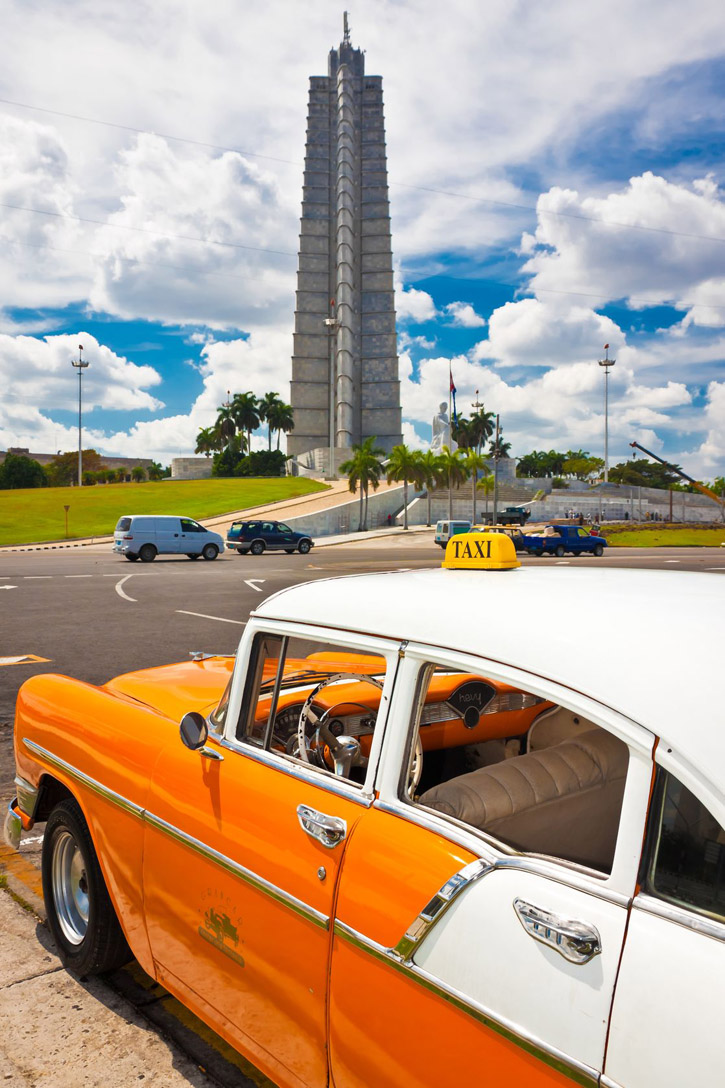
[116,517,132,532]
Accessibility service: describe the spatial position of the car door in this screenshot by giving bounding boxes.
[142,624,399,1088]
[261,521,282,549]
[178,517,200,553]
[603,758,725,1088]
[277,522,296,550]
[329,645,654,1088]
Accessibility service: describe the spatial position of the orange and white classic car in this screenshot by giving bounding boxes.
[5,533,725,1088]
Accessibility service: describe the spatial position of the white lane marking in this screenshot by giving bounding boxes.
[555,561,569,565]
[103,573,152,576]
[23,576,52,579]
[0,584,18,590]
[176,610,247,625]
[664,559,680,563]
[115,575,137,602]
[19,834,45,848]
[705,567,725,571]
[244,579,266,592]
[66,574,92,578]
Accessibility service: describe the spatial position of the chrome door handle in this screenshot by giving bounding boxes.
[297,804,347,849]
[513,898,601,964]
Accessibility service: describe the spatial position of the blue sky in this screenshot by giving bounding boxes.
[1,0,724,478]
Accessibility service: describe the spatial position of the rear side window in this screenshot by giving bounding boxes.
[644,770,725,923]
[116,517,132,532]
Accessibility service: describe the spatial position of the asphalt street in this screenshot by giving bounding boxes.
[1,533,724,1085]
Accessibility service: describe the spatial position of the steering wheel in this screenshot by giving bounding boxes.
[297,673,383,778]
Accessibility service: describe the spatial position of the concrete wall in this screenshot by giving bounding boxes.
[281,482,411,537]
[171,457,213,480]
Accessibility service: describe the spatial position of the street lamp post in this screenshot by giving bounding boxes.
[71,344,89,487]
[598,344,616,483]
[323,316,339,478]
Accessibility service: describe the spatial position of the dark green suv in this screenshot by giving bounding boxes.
[226,520,314,556]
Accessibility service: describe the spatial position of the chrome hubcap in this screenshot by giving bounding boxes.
[52,829,89,945]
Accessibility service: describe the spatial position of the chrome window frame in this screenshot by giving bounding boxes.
[220,618,404,804]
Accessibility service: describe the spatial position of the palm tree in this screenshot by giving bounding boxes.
[340,436,385,532]
[470,408,496,455]
[464,449,489,526]
[258,392,284,450]
[147,461,164,481]
[488,436,512,460]
[477,473,495,518]
[386,444,423,530]
[215,404,237,449]
[266,400,295,450]
[231,392,260,453]
[451,416,474,450]
[437,446,469,521]
[195,426,219,457]
[417,449,445,526]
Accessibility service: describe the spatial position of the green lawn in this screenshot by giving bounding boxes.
[605,524,725,547]
[0,478,328,546]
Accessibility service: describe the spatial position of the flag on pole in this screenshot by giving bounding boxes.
[449,365,457,426]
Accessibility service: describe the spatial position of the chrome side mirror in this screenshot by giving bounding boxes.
[180,712,209,751]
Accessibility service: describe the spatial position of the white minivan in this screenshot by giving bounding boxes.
[113,515,225,562]
[434,520,471,549]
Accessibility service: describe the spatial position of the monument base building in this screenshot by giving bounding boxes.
[288,17,402,474]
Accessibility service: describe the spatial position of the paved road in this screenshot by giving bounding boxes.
[1,534,724,1085]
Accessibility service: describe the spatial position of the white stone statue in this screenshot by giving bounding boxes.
[431,402,456,452]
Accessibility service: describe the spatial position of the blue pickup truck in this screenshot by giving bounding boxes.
[520,525,608,557]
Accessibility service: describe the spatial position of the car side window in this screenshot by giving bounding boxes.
[236,633,388,787]
[181,518,203,533]
[643,770,725,922]
[403,662,630,874]
[278,524,292,533]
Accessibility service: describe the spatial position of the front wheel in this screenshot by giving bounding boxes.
[125,553,139,562]
[139,543,156,563]
[298,540,312,554]
[42,799,130,976]
[554,545,566,558]
[202,544,219,561]
[250,541,265,556]
[593,544,604,557]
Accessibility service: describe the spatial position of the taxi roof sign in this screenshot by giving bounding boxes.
[442,531,521,571]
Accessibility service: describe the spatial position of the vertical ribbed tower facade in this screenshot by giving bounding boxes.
[288,17,402,469]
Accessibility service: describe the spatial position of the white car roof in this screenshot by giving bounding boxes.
[255,567,724,781]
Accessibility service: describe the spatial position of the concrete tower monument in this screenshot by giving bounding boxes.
[288,15,403,473]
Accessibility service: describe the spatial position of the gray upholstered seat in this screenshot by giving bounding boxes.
[419,728,628,872]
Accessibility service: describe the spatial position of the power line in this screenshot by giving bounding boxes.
[0,96,302,167]
[0,201,297,259]
[3,94,725,247]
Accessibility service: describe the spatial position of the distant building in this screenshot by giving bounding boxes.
[288,16,403,473]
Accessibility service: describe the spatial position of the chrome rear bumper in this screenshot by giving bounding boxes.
[3,800,22,851]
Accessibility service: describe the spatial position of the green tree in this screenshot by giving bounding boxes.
[215,404,238,450]
[266,400,295,450]
[477,473,495,518]
[195,426,220,457]
[437,446,470,521]
[258,392,283,450]
[469,408,496,454]
[0,453,47,489]
[131,466,146,482]
[488,436,512,460]
[340,436,385,532]
[417,449,445,526]
[386,444,424,531]
[45,449,107,487]
[147,461,164,481]
[231,392,261,453]
[451,416,474,450]
[463,449,489,525]
[562,453,604,481]
[609,459,680,488]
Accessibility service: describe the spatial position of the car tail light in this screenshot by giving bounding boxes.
[124,534,133,539]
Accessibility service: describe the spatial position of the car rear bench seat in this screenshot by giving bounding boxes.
[419,728,628,872]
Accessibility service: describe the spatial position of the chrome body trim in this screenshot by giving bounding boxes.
[334,919,598,1086]
[390,859,493,963]
[144,811,329,930]
[218,736,374,807]
[374,798,630,908]
[14,775,39,818]
[3,801,21,851]
[600,1076,624,1088]
[513,897,602,964]
[23,740,328,931]
[24,740,145,820]
[632,892,725,942]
